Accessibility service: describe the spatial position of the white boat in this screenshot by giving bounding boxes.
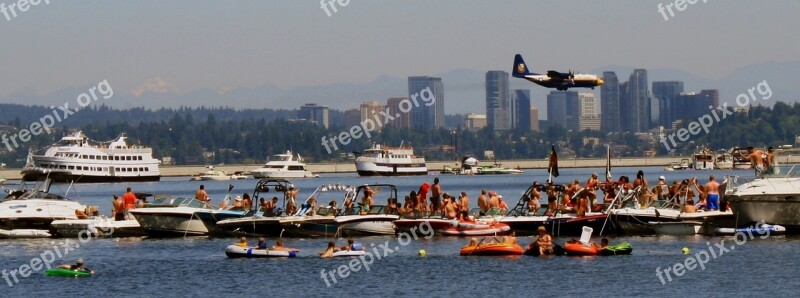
[279,184,355,237]
[50,217,144,238]
[715,223,786,236]
[129,196,213,236]
[0,180,87,231]
[334,184,399,236]
[725,166,800,230]
[0,228,52,239]
[650,221,704,235]
[355,144,427,176]
[251,151,317,179]
[693,149,715,170]
[715,151,734,169]
[20,131,161,183]
[731,147,753,170]
[224,245,298,258]
[680,159,690,170]
[196,168,234,181]
[214,179,298,237]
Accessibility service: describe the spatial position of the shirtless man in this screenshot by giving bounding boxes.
[444,197,457,219]
[430,178,442,213]
[286,186,299,215]
[194,185,209,204]
[487,191,500,211]
[477,189,488,216]
[529,182,542,214]
[545,181,559,216]
[536,226,554,255]
[585,173,599,205]
[745,146,766,178]
[704,175,720,211]
[459,192,470,220]
[112,195,125,221]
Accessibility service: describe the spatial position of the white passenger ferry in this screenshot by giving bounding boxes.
[21,131,161,183]
[355,144,427,176]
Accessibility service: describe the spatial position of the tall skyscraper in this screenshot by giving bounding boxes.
[627,69,650,132]
[386,97,411,129]
[530,105,540,131]
[546,91,580,131]
[298,103,330,129]
[485,71,510,130]
[511,89,531,130]
[360,101,384,131]
[673,89,720,123]
[618,81,631,131]
[578,93,600,131]
[408,76,444,129]
[652,81,684,128]
[600,71,620,132]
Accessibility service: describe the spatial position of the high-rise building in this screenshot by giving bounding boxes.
[464,113,487,130]
[578,93,601,131]
[530,105,540,131]
[408,76,444,130]
[621,69,650,132]
[511,89,531,130]
[360,101,384,131]
[674,89,719,123]
[298,103,330,129]
[600,71,620,132]
[618,81,631,131]
[386,97,411,129]
[546,91,580,131]
[343,109,361,129]
[652,81,684,127]
[485,71,510,130]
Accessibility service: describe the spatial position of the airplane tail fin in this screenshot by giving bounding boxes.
[512,54,536,77]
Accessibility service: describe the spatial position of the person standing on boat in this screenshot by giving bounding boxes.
[529,182,542,214]
[418,182,430,213]
[477,189,488,216]
[459,192,470,220]
[703,175,720,211]
[430,178,443,214]
[744,147,766,178]
[286,186,299,215]
[122,187,138,219]
[766,147,780,175]
[195,185,210,205]
[360,186,374,215]
[112,195,125,221]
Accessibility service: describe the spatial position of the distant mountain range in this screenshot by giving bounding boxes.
[2,60,798,117]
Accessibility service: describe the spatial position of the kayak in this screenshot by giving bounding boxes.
[715,224,786,236]
[439,221,512,237]
[564,240,599,256]
[523,243,565,256]
[460,242,523,256]
[598,242,632,256]
[225,245,298,258]
[45,268,93,277]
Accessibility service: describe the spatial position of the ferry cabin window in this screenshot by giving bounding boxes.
[114,156,119,161]
[138,156,143,161]
[288,166,304,171]
[68,166,74,170]
[102,156,108,160]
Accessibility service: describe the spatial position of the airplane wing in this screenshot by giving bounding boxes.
[546,70,569,80]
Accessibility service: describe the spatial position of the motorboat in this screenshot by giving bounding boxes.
[731,147,753,170]
[714,223,786,236]
[474,163,524,175]
[693,149,715,170]
[20,131,160,183]
[251,151,318,179]
[0,179,86,231]
[459,242,523,256]
[214,179,296,237]
[194,167,236,181]
[129,196,213,236]
[334,184,400,236]
[715,151,734,169]
[50,217,144,238]
[355,144,427,176]
[279,184,354,238]
[680,159,690,170]
[194,180,293,235]
[725,166,800,230]
[650,221,704,235]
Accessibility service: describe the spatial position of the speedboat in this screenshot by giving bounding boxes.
[195,179,295,236]
[195,167,234,181]
[279,184,354,238]
[460,242,523,256]
[725,166,800,230]
[251,151,318,179]
[693,149,715,170]
[334,184,400,236]
[129,196,213,236]
[0,179,86,231]
[215,180,298,237]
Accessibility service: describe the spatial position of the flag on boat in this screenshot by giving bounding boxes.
[605,145,612,181]
[548,145,559,178]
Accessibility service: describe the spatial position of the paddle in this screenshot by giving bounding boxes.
[467,237,486,256]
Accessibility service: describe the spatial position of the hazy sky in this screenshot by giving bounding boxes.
[1,0,798,101]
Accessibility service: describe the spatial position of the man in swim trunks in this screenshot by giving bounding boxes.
[477,189,488,216]
[536,226,553,255]
[704,175,720,211]
[430,178,442,214]
[122,187,138,219]
[745,146,766,178]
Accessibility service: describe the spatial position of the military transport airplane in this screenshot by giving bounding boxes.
[512,54,603,91]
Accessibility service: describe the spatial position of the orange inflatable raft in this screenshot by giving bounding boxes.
[563,240,599,256]
[460,242,524,256]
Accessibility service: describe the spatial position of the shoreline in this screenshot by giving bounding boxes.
[5,156,797,180]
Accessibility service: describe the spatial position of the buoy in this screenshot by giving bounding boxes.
[418,249,426,256]
[681,247,690,254]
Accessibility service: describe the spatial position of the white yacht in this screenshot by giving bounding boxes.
[715,151,734,169]
[21,131,161,183]
[725,166,800,230]
[0,180,86,232]
[355,144,427,176]
[251,151,317,179]
[693,149,715,170]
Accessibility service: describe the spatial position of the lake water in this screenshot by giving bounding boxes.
[1,166,797,297]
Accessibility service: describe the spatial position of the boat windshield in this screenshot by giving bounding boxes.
[763,165,800,178]
[145,196,208,208]
[14,190,69,201]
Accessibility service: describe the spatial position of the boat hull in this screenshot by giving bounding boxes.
[21,168,160,183]
[501,214,613,236]
[50,219,145,238]
[129,211,209,236]
[335,216,398,236]
[215,217,283,237]
[224,245,297,258]
[460,243,523,256]
[728,196,800,229]
[279,218,338,238]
